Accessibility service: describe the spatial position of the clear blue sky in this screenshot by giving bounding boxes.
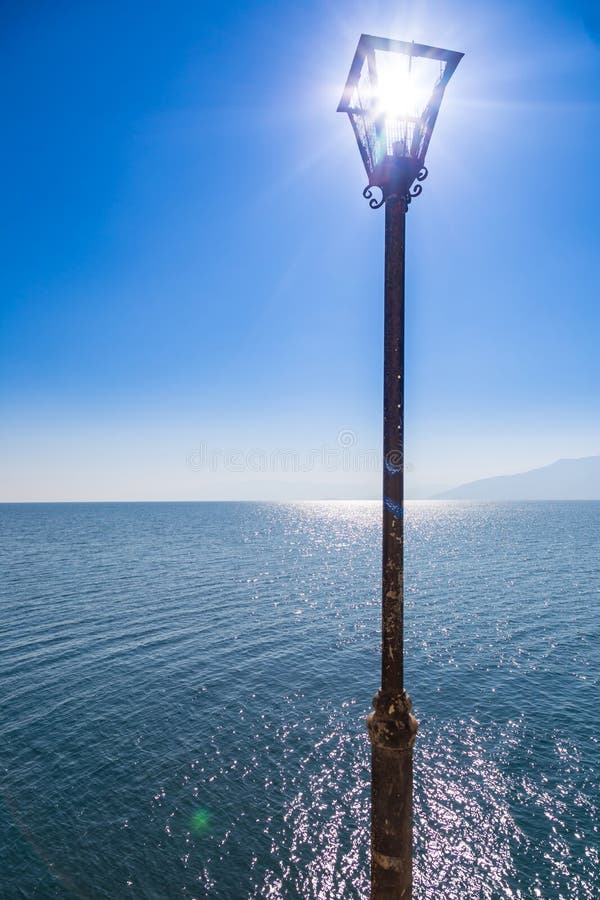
[1,0,599,500]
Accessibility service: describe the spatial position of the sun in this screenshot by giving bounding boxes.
[372,50,440,121]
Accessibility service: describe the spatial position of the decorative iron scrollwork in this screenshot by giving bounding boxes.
[363,185,385,210]
[404,167,429,209]
[363,167,429,210]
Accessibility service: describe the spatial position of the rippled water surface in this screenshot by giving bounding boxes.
[1,501,598,898]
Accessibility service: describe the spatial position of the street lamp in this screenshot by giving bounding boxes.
[338,34,463,899]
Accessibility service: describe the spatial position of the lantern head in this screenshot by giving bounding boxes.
[338,35,463,206]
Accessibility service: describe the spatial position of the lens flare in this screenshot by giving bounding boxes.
[191,807,211,833]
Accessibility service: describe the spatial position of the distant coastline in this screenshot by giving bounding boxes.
[432,456,600,501]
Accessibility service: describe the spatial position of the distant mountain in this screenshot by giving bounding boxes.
[433,456,600,501]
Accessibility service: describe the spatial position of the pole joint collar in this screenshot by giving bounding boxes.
[367,689,418,749]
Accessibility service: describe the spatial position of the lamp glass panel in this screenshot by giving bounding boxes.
[373,50,445,158]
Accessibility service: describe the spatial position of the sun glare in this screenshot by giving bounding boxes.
[372,50,441,121]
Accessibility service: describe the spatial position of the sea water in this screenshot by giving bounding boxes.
[0,501,598,898]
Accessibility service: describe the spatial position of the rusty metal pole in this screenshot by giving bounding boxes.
[367,189,418,899]
[337,35,463,898]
